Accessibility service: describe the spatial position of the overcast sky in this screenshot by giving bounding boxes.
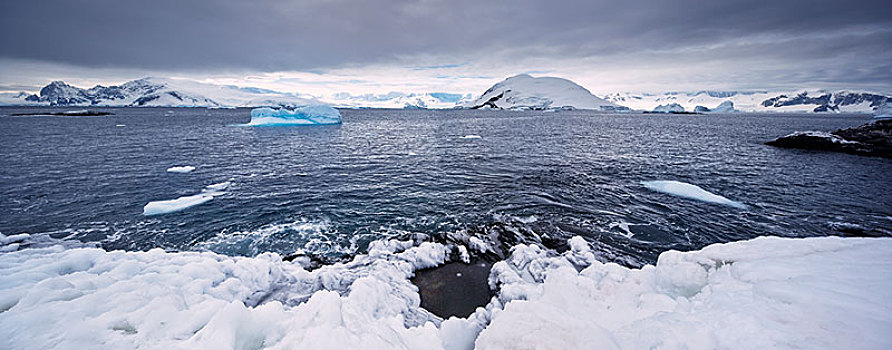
[1,0,890,96]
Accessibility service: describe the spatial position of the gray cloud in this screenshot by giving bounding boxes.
[1,0,891,90]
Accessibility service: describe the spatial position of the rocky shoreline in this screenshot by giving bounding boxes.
[766,119,892,158]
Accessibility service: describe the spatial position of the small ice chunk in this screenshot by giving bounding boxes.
[166,166,196,173]
[143,182,230,215]
[247,105,341,126]
[641,180,746,209]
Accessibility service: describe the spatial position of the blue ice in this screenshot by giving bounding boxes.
[247,106,341,126]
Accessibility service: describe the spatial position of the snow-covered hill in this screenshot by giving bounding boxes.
[461,74,624,111]
[0,78,316,107]
[605,90,890,113]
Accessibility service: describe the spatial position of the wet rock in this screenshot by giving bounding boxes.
[766,119,892,158]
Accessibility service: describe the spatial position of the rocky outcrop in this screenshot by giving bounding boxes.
[766,119,892,158]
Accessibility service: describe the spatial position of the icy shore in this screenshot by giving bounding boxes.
[0,234,889,349]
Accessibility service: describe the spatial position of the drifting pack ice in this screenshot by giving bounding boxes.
[247,106,342,126]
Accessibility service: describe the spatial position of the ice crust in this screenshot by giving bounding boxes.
[143,182,230,215]
[247,106,342,126]
[1,233,889,350]
[641,180,747,208]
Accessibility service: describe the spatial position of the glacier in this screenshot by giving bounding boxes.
[1,233,889,349]
[247,106,342,126]
[641,180,746,208]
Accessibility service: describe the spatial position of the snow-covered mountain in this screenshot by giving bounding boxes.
[324,91,473,109]
[605,90,890,113]
[0,77,317,107]
[461,74,625,111]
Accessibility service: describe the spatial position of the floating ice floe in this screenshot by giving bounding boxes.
[246,106,341,126]
[143,181,230,215]
[641,180,746,209]
[166,165,196,173]
[0,234,889,349]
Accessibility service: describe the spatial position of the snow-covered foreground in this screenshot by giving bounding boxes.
[1,234,889,350]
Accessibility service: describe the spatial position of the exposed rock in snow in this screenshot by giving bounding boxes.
[462,74,624,111]
[605,90,890,113]
[766,119,892,158]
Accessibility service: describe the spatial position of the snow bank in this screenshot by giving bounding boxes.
[166,165,196,173]
[143,182,230,215]
[479,236,892,350]
[247,106,341,126]
[641,180,746,208]
[2,233,889,350]
[0,235,451,350]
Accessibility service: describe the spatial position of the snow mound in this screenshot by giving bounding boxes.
[463,74,621,111]
[1,233,890,350]
[143,182,230,215]
[641,180,746,208]
[479,236,892,350]
[166,165,196,173]
[0,235,451,350]
[247,106,342,126]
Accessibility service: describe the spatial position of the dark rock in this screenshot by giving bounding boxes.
[766,119,892,158]
[411,261,493,318]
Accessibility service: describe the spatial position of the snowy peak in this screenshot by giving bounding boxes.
[464,74,625,111]
[6,77,316,107]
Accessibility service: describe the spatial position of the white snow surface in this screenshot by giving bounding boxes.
[166,166,196,173]
[0,234,890,350]
[143,182,230,215]
[479,236,892,350]
[641,180,747,209]
[462,74,619,111]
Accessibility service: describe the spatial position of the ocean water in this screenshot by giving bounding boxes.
[1,107,890,267]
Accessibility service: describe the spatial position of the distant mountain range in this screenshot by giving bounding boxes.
[604,90,890,113]
[1,76,888,113]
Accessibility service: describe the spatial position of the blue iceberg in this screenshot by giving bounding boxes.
[247,106,341,126]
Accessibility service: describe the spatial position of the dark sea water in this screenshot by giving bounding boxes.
[1,107,889,266]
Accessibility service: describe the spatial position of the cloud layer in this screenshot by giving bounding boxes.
[1,0,890,93]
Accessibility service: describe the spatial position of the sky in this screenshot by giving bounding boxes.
[1,0,891,96]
